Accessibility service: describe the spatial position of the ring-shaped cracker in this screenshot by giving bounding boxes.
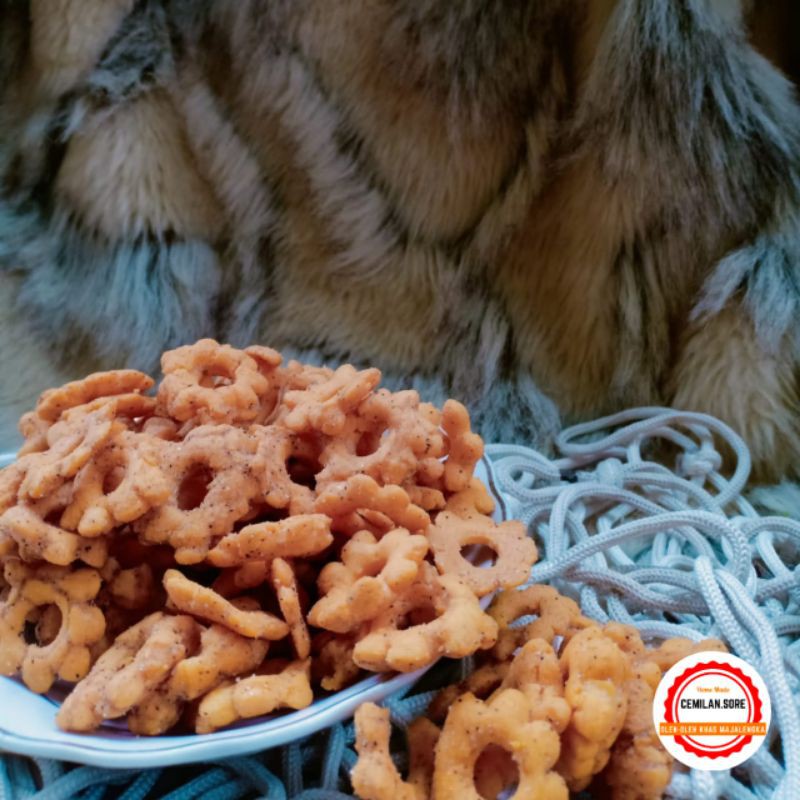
[61,430,170,536]
[441,400,484,492]
[195,658,313,733]
[308,529,428,633]
[432,689,568,800]
[0,561,106,693]
[315,475,430,534]
[55,611,199,732]
[158,339,269,425]
[127,623,269,735]
[135,425,267,563]
[488,585,595,660]
[352,565,497,673]
[428,511,537,597]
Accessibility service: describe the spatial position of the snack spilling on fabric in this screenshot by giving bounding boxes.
[351,590,727,800]
[0,339,540,735]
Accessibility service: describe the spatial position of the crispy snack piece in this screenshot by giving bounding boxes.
[17,404,118,500]
[251,426,315,514]
[495,639,571,733]
[428,661,511,724]
[352,703,437,800]
[61,430,170,536]
[443,477,495,519]
[135,425,268,563]
[281,364,381,436]
[315,475,430,533]
[316,389,445,489]
[18,370,154,456]
[308,529,429,633]
[128,624,269,735]
[158,339,270,425]
[30,371,154,425]
[208,514,333,567]
[353,565,498,672]
[271,558,310,659]
[0,505,108,567]
[0,561,106,693]
[101,560,158,611]
[313,632,362,691]
[441,400,484,492]
[212,560,271,597]
[428,511,537,597]
[163,569,288,640]
[56,612,199,732]
[195,658,313,733]
[432,690,568,800]
[488,585,595,660]
[600,623,725,800]
[557,627,631,791]
[646,635,727,672]
[603,660,672,800]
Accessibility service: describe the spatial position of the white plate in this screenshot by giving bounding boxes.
[0,456,508,767]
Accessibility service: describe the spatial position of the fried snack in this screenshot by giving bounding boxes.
[428,511,537,597]
[0,505,108,567]
[127,624,269,735]
[315,475,430,533]
[163,569,288,640]
[603,660,672,800]
[428,661,511,723]
[207,514,333,567]
[32,370,154,425]
[352,703,437,800]
[440,400,484,493]
[432,690,568,800]
[488,584,595,660]
[443,476,495,519]
[600,623,725,800]
[135,425,269,563]
[313,632,362,691]
[252,426,315,514]
[61,430,169,536]
[646,635,727,672]
[316,389,445,489]
[271,558,310,659]
[495,638,571,733]
[101,560,157,610]
[17,403,118,500]
[212,560,271,597]
[158,339,271,425]
[195,658,313,733]
[403,485,446,512]
[557,627,630,791]
[56,612,199,732]
[308,528,429,633]
[0,561,106,693]
[281,364,381,436]
[353,565,498,672]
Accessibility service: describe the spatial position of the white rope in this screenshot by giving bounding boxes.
[486,407,800,800]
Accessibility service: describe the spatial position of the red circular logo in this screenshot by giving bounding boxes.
[654,652,771,771]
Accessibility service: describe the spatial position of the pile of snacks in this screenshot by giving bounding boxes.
[0,339,538,735]
[351,585,727,800]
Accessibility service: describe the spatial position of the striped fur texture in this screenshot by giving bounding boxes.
[0,0,798,481]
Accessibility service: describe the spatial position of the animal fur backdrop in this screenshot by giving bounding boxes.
[0,0,798,483]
